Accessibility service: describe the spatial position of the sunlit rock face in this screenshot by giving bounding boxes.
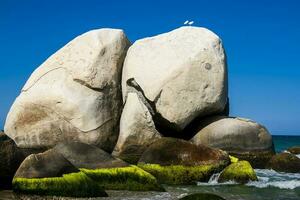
[121,26,228,134]
[4,28,131,152]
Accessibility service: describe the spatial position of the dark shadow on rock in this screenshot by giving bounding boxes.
[126,78,228,140]
[0,131,45,189]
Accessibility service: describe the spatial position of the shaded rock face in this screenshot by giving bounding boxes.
[112,92,162,164]
[0,132,43,189]
[54,142,128,169]
[267,153,300,173]
[191,116,275,168]
[138,137,230,166]
[218,161,257,184]
[121,27,228,137]
[5,29,131,152]
[14,149,78,179]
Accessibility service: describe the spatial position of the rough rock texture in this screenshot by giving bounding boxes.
[139,137,230,166]
[287,146,300,155]
[54,142,128,169]
[0,131,43,189]
[218,161,257,184]
[113,92,162,164]
[5,29,131,152]
[14,149,79,179]
[191,116,275,168]
[122,26,228,135]
[267,153,300,173]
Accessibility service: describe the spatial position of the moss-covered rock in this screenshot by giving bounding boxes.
[137,137,229,185]
[179,193,226,200]
[229,151,274,169]
[229,155,239,163]
[287,146,300,155]
[218,161,257,184]
[138,164,224,185]
[12,172,107,197]
[267,153,300,173]
[81,165,164,191]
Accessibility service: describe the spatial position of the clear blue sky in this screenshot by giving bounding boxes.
[1,0,300,135]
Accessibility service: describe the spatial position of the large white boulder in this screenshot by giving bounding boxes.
[122,26,228,133]
[4,28,130,152]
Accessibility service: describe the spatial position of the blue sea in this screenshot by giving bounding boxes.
[0,135,299,200]
[273,135,300,153]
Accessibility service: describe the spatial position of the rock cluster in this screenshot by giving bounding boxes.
[1,26,282,197]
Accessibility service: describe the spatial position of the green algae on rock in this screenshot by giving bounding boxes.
[229,151,274,169]
[179,193,226,200]
[218,161,257,184]
[12,172,107,197]
[138,164,224,185]
[229,155,239,163]
[81,165,164,191]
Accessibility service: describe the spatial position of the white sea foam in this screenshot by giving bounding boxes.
[296,154,300,159]
[197,172,237,186]
[248,169,300,189]
[197,169,300,190]
[247,180,300,189]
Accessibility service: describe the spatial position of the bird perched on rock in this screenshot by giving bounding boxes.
[188,21,194,25]
[183,20,194,26]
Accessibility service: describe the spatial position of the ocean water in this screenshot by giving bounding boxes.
[0,135,299,200]
[273,135,300,153]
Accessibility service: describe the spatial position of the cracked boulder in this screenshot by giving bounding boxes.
[122,26,228,134]
[112,92,162,164]
[4,28,130,152]
[190,116,275,168]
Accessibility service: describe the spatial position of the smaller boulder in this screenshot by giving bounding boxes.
[267,153,300,173]
[179,193,226,200]
[14,149,79,178]
[138,137,230,184]
[139,137,229,166]
[218,161,258,184]
[287,146,300,155]
[191,116,275,168]
[13,149,107,197]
